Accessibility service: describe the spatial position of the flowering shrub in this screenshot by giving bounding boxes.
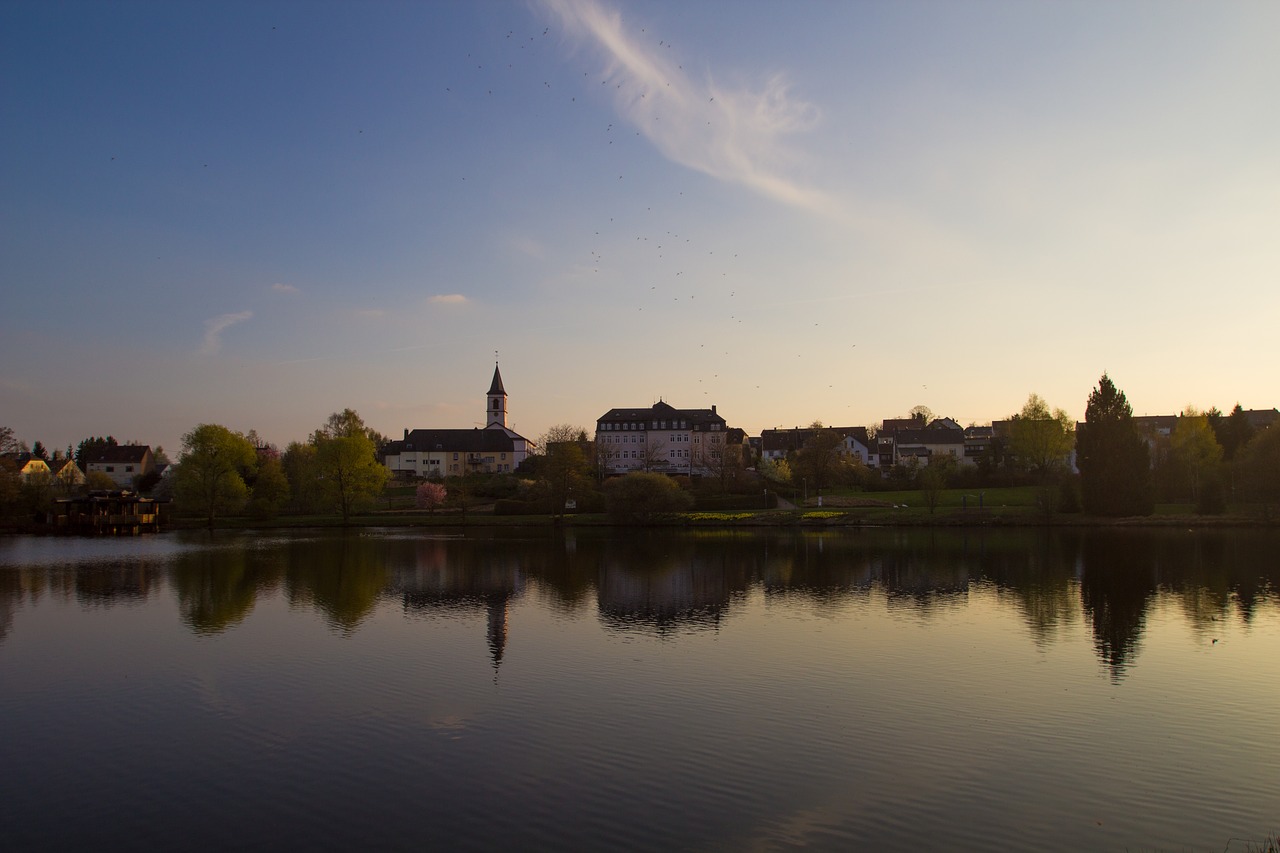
[415,481,447,513]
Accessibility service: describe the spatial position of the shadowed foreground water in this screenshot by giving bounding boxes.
[1,527,1277,852]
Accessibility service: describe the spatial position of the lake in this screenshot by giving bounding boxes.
[1,527,1277,852]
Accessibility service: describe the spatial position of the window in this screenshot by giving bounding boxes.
[125,466,134,472]
[105,466,115,472]
[453,453,459,460]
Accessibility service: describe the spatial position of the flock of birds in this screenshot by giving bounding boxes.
[422,19,878,415]
[110,17,923,424]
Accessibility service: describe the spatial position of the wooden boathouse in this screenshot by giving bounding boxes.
[51,490,165,535]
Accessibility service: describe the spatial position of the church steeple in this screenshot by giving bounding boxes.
[486,362,507,428]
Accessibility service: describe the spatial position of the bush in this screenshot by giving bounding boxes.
[1057,476,1081,514]
[603,472,693,524]
[1196,474,1227,515]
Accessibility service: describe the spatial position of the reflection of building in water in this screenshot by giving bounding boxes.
[596,561,736,635]
[394,539,524,673]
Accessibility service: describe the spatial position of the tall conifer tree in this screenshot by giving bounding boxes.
[1077,374,1154,516]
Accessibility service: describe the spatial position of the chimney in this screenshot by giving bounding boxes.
[711,404,717,414]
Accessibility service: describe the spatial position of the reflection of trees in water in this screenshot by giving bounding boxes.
[1079,532,1157,681]
[285,534,394,635]
[973,532,1080,647]
[75,561,164,606]
[172,546,285,635]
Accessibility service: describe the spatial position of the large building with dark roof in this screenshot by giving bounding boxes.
[383,365,534,477]
[595,400,731,476]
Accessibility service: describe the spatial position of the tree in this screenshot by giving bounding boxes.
[759,455,792,486]
[603,472,692,524]
[30,441,49,462]
[908,405,933,425]
[539,434,594,518]
[415,481,447,513]
[918,463,946,514]
[84,471,117,491]
[1076,374,1153,517]
[281,441,322,513]
[75,436,117,469]
[247,456,290,518]
[314,433,388,523]
[1008,394,1074,478]
[1210,403,1255,462]
[792,424,853,500]
[1236,425,1280,514]
[322,408,387,450]
[1169,407,1223,504]
[702,439,746,492]
[174,424,258,528]
[0,426,18,456]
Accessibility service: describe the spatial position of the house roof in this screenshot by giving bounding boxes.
[1243,408,1279,429]
[893,428,964,445]
[85,445,151,465]
[597,401,726,430]
[391,428,527,456]
[760,426,873,453]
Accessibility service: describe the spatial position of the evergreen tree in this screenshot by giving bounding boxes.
[1076,374,1154,517]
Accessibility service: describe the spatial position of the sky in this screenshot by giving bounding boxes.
[3,0,1278,456]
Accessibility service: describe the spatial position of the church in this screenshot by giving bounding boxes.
[383,364,535,478]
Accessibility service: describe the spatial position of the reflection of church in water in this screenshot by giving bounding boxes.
[394,539,524,673]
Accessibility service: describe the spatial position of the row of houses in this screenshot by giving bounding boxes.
[2,445,158,489]
[20,363,1270,488]
[383,363,1280,481]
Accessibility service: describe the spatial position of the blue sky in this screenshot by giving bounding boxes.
[3,0,1277,455]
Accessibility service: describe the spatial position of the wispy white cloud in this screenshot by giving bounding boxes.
[271,282,300,295]
[200,311,253,355]
[429,294,469,305]
[543,0,836,216]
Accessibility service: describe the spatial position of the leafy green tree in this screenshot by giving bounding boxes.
[174,424,258,528]
[1236,425,1280,514]
[1076,374,1153,517]
[247,456,291,518]
[321,408,388,451]
[281,441,322,513]
[1008,394,1074,478]
[1170,407,1223,504]
[603,472,693,524]
[84,471,117,492]
[315,433,388,523]
[758,456,792,486]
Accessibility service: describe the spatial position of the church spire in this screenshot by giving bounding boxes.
[486,361,507,428]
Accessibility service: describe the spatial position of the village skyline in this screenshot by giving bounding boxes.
[4,1,1277,457]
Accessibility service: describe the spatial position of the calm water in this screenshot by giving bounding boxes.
[1,527,1277,852]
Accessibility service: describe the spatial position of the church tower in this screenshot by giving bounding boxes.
[486,363,507,429]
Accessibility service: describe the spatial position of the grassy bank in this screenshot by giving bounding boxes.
[164,483,1277,532]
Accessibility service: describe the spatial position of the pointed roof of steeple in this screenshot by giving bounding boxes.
[488,363,506,396]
